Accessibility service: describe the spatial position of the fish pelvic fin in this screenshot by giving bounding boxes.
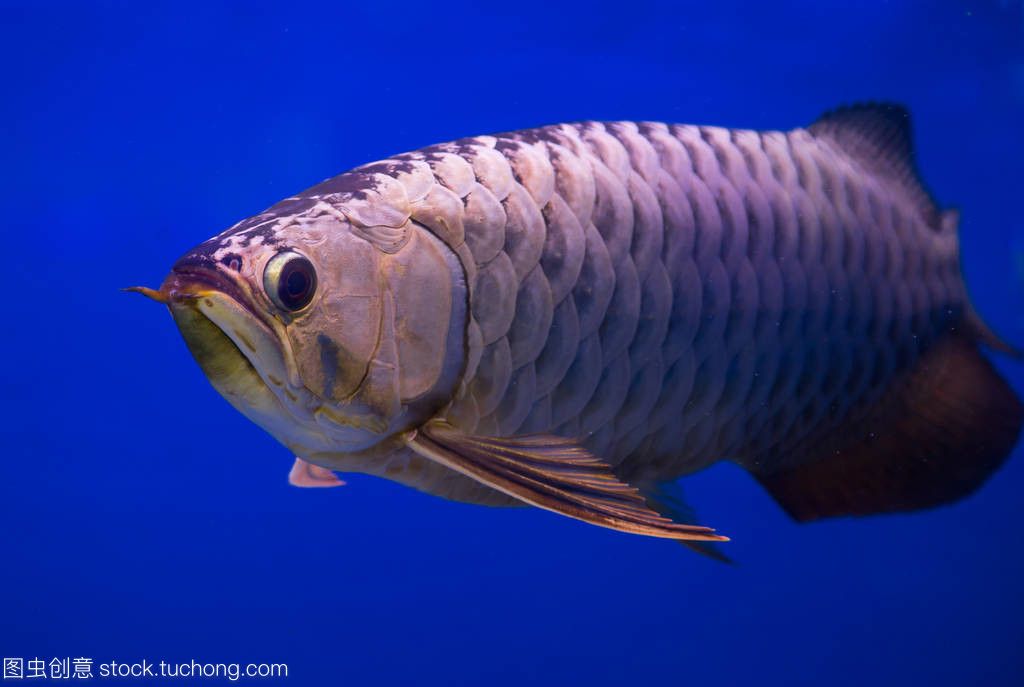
[288,457,346,488]
[809,102,942,229]
[406,422,728,542]
[748,334,1024,522]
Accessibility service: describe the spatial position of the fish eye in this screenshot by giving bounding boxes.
[263,250,317,312]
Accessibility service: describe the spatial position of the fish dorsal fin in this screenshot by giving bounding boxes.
[407,422,728,542]
[749,335,1023,522]
[809,102,940,227]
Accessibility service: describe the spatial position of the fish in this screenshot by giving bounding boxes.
[129,103,1023,546]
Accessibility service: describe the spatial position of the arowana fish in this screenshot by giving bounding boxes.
[129,103,1023,548]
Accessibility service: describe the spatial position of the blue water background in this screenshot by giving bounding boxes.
[3,1,1023,684]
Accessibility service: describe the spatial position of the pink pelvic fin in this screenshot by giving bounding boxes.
[288,458,345,488]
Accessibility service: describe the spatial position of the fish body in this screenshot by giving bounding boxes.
[138,104,1022,542]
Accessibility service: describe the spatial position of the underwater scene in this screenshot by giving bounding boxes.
[2,1,1023,685]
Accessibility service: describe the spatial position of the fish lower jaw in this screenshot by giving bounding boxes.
[169,301,301,435]
[170,302,264,393]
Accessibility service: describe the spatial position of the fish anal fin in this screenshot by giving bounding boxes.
[407,423,728,542]
[752,335,1023,522]
[809,102,940,228]
[289,457,346,488]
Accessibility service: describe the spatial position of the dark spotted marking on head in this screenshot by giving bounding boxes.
[493,139,529,187]
[219,253,243,271]
[493,138,528,155]
[453,135,489,147]
[208,215,284,250]
[174,245,220,269]
[437,140,490,160]
[300,171,382,202]
[205,198,320,248]
[417,144,450,157]
[266,197,319,216]
[511,126,568,147]
[236,222,286,248]
[418,151,449,162]
[355,160,422,177]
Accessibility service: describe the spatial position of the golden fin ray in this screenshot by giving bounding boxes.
[407,422,728,542]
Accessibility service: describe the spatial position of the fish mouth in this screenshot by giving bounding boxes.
[168,292,268,399]
[164,264,253,312]
[130,262,387,453]
[160,265,307,434]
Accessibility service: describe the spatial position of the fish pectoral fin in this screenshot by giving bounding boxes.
[642,481,734,563]
[406,422,727,542]
[288,458,346,488]
[748,334,1024,522]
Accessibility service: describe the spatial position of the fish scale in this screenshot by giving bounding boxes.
[147,105,1021,538]
[347,119,965,481]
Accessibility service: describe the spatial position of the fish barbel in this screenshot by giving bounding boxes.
[130,103,1023,546]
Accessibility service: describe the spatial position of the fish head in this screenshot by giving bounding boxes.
[152,201,467,459]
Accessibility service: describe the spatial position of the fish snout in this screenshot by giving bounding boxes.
[163,253,251,307]
[125,248,251,306]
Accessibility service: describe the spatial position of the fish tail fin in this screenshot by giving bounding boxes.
[771,103,1024,521]
[747,333,1023,522]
